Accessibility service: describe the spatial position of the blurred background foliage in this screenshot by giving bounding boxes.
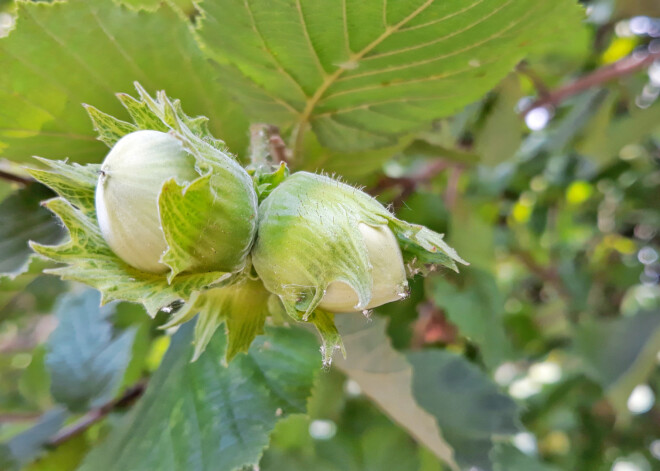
[1,0,660,470]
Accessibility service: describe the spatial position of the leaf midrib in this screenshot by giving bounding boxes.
[292,0,435,157]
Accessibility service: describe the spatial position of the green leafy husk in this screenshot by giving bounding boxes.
[252,171,467,339]
[28,84,260,358]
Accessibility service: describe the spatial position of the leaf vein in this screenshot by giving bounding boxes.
[244,0,310,101]
[398,0,487,33]
[313,93,455,118]
[295,0,327,76]
[22,6,117,96]
[293,0,435,156]
[343,0,352,54]
[87,4,156,91]
[362,0,513,62]
[321,58,497,102]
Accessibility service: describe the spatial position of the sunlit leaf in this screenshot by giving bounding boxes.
[0,0,249,162]
[197,0,584,153]
[333,315,459,470]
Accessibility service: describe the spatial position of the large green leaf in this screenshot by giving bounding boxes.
[0,0,249,163]
[77,323,321,471]
[333,315,458,470]
[196,0,584,154]
[0,184,63,277]
[335,315,519,470]
[46,289,137,412]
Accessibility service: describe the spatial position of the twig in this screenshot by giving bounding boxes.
[266,126,289,165]
[516,62,550,97]
[411,301,458,349]
[521,48,660,116]
[47,382,146,447]
[514,250,570,299]
[248,124,290,171]
[0,170,33,186]
[0,412,43,423]
[443,165,464,211]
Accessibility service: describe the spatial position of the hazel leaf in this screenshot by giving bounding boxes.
[0,183,64,277]
[46,289,137,412]
[0,0,249,163]
[196,0,586,153]
[77,323,321,471]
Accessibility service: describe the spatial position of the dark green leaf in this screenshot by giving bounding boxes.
[492,443,561,471]
[77,323,321,471]
[46,289,136,412]
[0,408,68,471]
[0,184,63,276]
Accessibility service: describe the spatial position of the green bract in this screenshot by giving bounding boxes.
[252,172,467,320]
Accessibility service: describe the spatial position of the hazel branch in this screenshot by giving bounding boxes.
[47,382,146,447]
[249,124,290,170]
[520,47,660,116]
[0,170,33,186]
